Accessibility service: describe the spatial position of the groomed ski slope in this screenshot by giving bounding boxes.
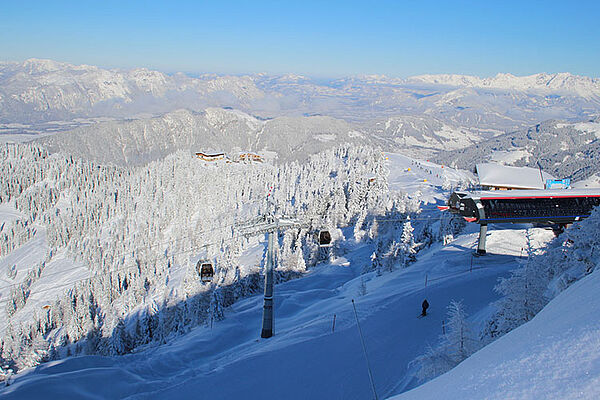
[392,264,600,400]
[1,226,551,399]
[1,153,568,399]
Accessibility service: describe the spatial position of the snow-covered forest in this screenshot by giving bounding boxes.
[434,118,600,182]
[1,56,599,398]
[0,142,459,374]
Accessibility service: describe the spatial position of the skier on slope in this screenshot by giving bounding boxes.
[421,299,429,317]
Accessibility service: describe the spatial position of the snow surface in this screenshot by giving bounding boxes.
[2,226,552,399]
[0,134,40,144]
[573,173,600,189]
[0,226,87,334]
[0,154,559,399]
[573,121,600,138]
[489,149,531,164]
[0,203,24,225]
[392,264,600,400]
[385,152,472,204]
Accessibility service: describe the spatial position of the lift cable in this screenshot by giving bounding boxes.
[0,209,445,305]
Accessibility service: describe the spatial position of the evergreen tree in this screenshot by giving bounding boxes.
[367,218,379,241]
[412,300,477,382]
[369,240,385,276]
[111,318,131,355]
[483,229,551,339]
[383,240,401,272]
[400,220,417,267]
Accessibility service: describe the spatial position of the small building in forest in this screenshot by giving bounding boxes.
[196,152,226,162]
[238,152,263,163]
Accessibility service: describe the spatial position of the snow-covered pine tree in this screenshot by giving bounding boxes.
[444,300,476,361]
[400,220,417,267]
[383,240,402,272]
[412,300,477,382]
[353,210,368,243]
[111,318,132,355]
[439,212,466,245]
[484,230,551,339]
[367,218,379,241]
[369,240,385,276]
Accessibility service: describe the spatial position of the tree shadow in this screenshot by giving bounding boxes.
[1,267,304,379]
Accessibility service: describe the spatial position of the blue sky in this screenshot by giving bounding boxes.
[1,0,598,78]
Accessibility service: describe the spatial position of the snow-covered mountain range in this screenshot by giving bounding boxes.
[3,58,600,167]
[0,59,263,123]
[435,118,600,181]
[2,59,599,130]
[35,107,486,165]
[408,72,600,97]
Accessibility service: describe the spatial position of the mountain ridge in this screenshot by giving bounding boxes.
[2,58,599,128]
[408,72,600,96]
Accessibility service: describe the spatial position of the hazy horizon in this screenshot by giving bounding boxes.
[2,1,599,79]
[3,56,599,81]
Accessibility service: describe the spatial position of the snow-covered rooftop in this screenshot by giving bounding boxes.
[461,188,600,199]
[476,163,556,190]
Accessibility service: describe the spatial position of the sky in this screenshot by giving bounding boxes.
[1,0,599,78]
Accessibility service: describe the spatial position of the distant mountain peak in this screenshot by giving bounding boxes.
[1,58,599,127]
[407,72,600,97]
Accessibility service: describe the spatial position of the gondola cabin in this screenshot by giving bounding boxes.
[318,230,332,247]
[196,260,215,283]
